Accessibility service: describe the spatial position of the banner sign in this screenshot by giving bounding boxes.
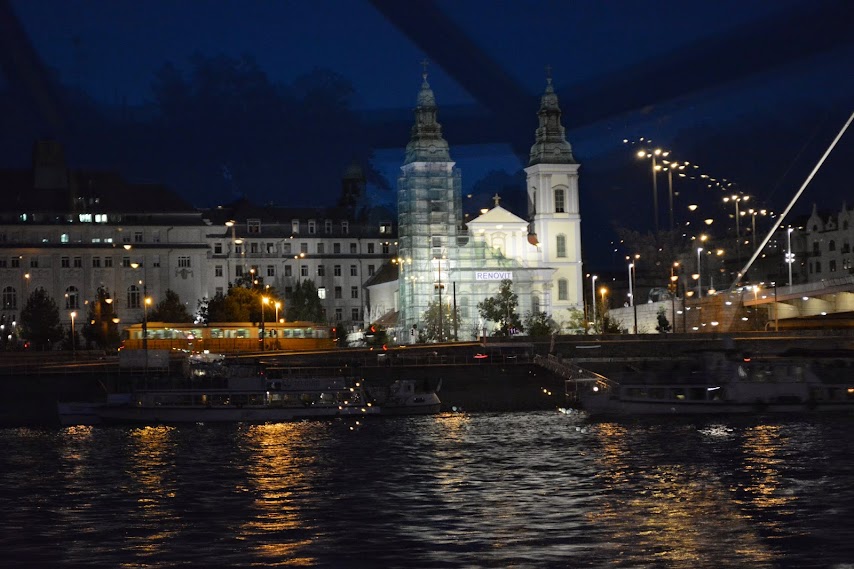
[475,271,513,281]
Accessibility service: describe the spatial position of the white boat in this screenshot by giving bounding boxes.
[367,379,442,415]
[572,351,854,416]
[58,353,441,425]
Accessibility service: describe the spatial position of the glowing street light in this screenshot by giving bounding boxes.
[261,296,270,351]
[697,247,704,299]
[275,301,282,324]
[637,148,669,232]
[787,227,794,288]
[590,275,598,333]
[723,194,749,264]
[70,311,77,357]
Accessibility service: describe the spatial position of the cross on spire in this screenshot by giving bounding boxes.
[421,58,429,78]
[492,193,502,207]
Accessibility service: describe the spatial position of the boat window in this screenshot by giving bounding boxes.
[671,388,686,401]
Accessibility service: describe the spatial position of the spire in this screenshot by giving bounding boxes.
[404,62,451,164]
[528,70,576,166]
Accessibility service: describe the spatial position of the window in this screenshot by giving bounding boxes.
[380,222,392,234]
[92,257,101,268]
[334,265,342,276]
[65,286,80,309]
[554,188,566,213]
[308,220,316,234]
[122,257,131,268]
[178,256,191,268]
[250,242,259,254]
[829,240,836,252]
[61,256,70,268]
[283,242,291,255]
[830,260,837,272]
[325,220,333,234]
[351,286,359,299]
[813,242,820,255]
[266,242,275,254]
[215,286,224,297]
[300,243,308,254]
[291,220,299,233]
[236,266,244,277]
[816,261,822,274]
[318,287,327,299]
[152,231,160,243]
[284,265,292,277]
[73,257,82,268]
[267,265,275,277]
[368,243,375,254]
[350,265,357,276]
[300,265,308,277]
[558,279,568,301]
[317,243,325,254]
[351,308,360,321]
[335,308,343,321]
[0,259,5,268]
[11,258,19,268]
[334,286,342,299]
[2,286,16,310]
[127,285,141,308]
[556,235,567,258]
[248,219,261,233]
[235,243,243,255]
[333,243,341,254]
[368,264,375,276]
[30,258,38,268]
[382,243,390,254]
[318,265,326,277]
[215,265,223,277]
[350,243,357,254]
[214,243,223,254]
[532,295,540,314]
[104,257,113,268]
[341,221,349,234]
[134,231,143,243]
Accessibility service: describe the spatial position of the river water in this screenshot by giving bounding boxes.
[2,412,853,568]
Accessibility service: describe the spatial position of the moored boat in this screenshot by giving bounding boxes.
[571,351,854,416]
[58,352,441,425]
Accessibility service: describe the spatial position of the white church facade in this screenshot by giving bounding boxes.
[374,71,585,340]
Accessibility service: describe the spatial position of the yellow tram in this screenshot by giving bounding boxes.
[120,321,335,353]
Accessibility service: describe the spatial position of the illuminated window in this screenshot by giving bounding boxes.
[317,287,327,299]
[556,235,567,258]
[291,220,300,233]
[380,222,392,234]
[558,279,568,301]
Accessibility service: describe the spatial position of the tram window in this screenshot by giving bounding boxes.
[210,329,223,338]
[236,329,249,338]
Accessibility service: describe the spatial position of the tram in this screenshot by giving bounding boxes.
[120,321,335,353]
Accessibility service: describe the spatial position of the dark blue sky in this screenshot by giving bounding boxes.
[5,0,854,267]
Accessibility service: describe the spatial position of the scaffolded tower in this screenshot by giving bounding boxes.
[397,70,462,337]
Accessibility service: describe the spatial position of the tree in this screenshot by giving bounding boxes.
[286,280,325,322]
[477,279,523,338]
[20,287,63,349]
[563,308,588,335]
[148,289,193,322]
[523,311,558,338]
[420,300,460,342]
[601,314,624,334]
[82,286,120,350]
[655,306,672,334]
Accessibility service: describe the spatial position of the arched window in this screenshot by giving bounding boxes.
[532,295,541,314]
[127,285,140,309]
[554,188,566,213]
[556,234,567,258]
[2,286,16,310]
[65,286,79,309]
[557,279,568,301]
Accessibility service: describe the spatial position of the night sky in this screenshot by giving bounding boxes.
[3,0,853,267]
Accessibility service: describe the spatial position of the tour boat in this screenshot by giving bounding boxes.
[570,351,854,416]
[58,353,441,425]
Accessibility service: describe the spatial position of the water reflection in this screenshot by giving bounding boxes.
[239,423,315,566]
[590,421,775,567]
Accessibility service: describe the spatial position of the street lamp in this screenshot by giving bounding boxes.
[275,301,282,323]
[261,296,269,350]
[70,311,77,357]
[599,286,608,332]
[627,255,639,334]
[697,247,704,299]
[787,227,794,288]
[590,275,598,333]
[637,148,669,232]
[723,194,749,264]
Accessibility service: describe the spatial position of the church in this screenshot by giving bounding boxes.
[366,69,585,340]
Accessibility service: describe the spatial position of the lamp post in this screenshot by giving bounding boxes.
[261,296,269,351]
[723,194,748,265]
[70,311,77,357]
[637,148,669,232]
[599,286,608,332]
[275,301,281,323]
[786,227,794,289]
[626,260,634,308]
[590,274,598,333]
[697,247,704,299]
